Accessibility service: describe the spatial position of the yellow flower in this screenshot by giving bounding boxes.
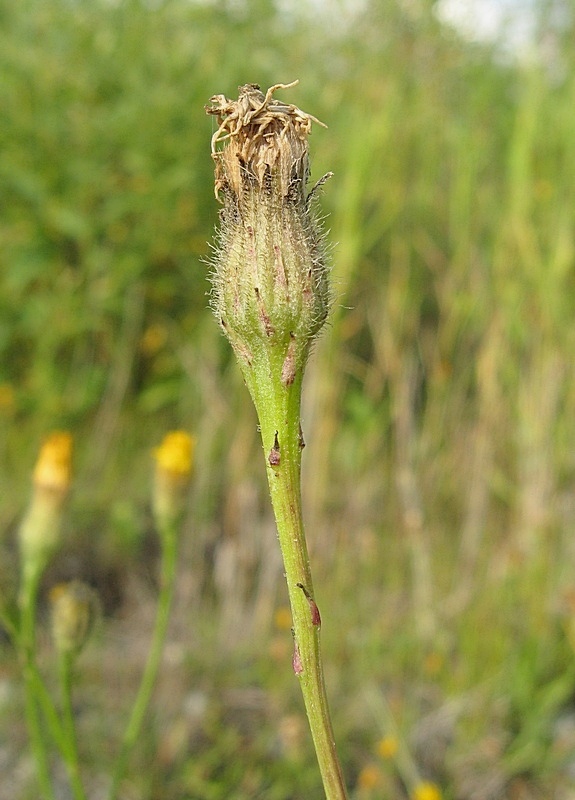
[33,431,73,493]
[376,735,399,759]
[274,606,293,631]
[356,764,382,790]
[154,431,194,477]
[140,323,168,356]
[412,781,442,800]
[153,431,195,527]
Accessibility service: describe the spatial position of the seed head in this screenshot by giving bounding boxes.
[206,81,332,379]
[50,580,99,657]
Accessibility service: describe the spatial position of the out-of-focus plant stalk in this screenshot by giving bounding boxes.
[206,82,347,799]
[18,432,73,800]
[108,431,194,800]
[50,580,99,800]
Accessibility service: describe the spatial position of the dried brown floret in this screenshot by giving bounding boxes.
[205,81,326,199]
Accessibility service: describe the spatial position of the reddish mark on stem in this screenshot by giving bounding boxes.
[297,582,321,627]
[292,640,303,675]
[281,334,297,386]
[274,244,289,293]
[254,287,275,336]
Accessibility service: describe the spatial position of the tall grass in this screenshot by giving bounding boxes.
[2,0,575,797]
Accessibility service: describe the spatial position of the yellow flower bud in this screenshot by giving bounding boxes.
[19,432,73,579]
[356,764,382,790]
[33,431,73,493]
[50,581,99,657]
[376,735,399,759]
[412,781,442,800]
[154,431,194,477]
[274,605,293,631]
[152,431,195,527]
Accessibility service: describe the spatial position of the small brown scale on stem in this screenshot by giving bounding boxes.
[268,431,281,467]
[297,582,322,627]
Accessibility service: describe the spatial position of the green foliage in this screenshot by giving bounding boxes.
[2,0,575,797]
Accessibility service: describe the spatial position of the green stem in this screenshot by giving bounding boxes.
[58,652,88,800]
[243,347,348,800]
[17,616,86,793]
[108,520,179,800]
[28,661,69,755]
[0,600,18,642]
[19,569,57,800]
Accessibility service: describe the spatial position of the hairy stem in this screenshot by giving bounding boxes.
[243,347,348,800]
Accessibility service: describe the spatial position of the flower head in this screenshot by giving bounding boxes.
[376,735,399,759]
[33,431,73,494]
[412,781,442,800]
[19,432,73,580]
[153,431,195,527]
[154,430,195,477]
[356,763,382,790]
[206,82,331,385]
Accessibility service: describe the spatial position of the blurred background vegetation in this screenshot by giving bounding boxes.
[2,0,575,797]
